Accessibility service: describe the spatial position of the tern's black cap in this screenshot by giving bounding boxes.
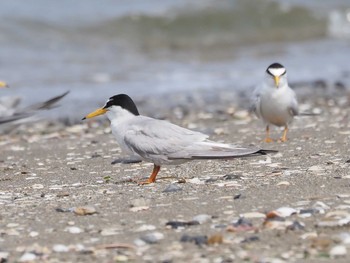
[267,63,284,69]
[103,94,140,116]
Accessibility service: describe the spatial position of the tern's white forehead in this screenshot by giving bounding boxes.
[267,67,286,77]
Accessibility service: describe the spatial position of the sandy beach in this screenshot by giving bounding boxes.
[2,1,350,262]
[1,87,350,262]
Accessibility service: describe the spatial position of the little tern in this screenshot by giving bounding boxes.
[83,94,275,184]
[251,63,298,142]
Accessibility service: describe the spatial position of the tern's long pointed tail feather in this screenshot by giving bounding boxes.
[182,148,276,160]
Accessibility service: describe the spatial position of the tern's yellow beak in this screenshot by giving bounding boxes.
[82,108,107,120]
[274,76,280,87]
[0,81,8,88]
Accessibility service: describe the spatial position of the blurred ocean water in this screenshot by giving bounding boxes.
[0,0,350,118]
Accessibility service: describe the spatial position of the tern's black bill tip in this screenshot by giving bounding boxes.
[82,117,86,120]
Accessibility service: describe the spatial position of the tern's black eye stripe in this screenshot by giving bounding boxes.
[103,99,114,109]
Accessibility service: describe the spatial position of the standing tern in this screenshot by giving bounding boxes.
[251,63,298,142]
[83,94,275,184]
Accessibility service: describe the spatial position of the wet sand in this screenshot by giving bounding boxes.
[1,89,350,262]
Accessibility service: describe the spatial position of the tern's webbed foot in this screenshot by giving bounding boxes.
[279,127,288,143]
[279,137,287,143]
[137,165,160,185]
[264,138,274,143]
[137,179,155,185]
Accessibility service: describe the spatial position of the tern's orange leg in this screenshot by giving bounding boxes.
[264,125,273,143]
[280,126,288,142]
[138,164,161,185]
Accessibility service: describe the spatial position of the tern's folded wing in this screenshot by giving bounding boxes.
[250,87,262,118]
[288,92,299,117]
[123,117,208,158]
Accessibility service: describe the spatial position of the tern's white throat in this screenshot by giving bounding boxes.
[106,105,136,123]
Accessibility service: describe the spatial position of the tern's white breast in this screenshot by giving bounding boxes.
[259,85,295,126]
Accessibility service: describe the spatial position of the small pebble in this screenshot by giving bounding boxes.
[334,232,350,244]
[53,244,69,253]
[227,217,256,232]
[308,165,325,172]
[135,224,156,232]
[74,206,97,216]
[100,227,121,236]
[187,178,204,184]
[286,220,305,231]
[134,239,147,247]
[207,234,223,245]
[165,220,199,229]
[233,193,241,199]
[56,192,70,197]
[192,214,211,224]
[329,245,347,258]
[241,212,266,219]
[241,235,260,243]
[32,184,44,189]
[129,206,149,212]
[266,207,297,218]
[180,234,208,246]
[140,232,164,244]
[300,232,317,240]
[19,252,36,262]
[162,184,182,193]
[130,198,149,207]
[29,231,39,237]
[276,181,290,186]
[114,255,129,262]
[65,226,83,234]
[177,178,186,183]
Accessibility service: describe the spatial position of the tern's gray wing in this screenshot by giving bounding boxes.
[0,91,69,125]
[20,91,69,112]
[250,87,262,118]
[288,90,299,117]
[123,117,209,161]
[0,114,31,125]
